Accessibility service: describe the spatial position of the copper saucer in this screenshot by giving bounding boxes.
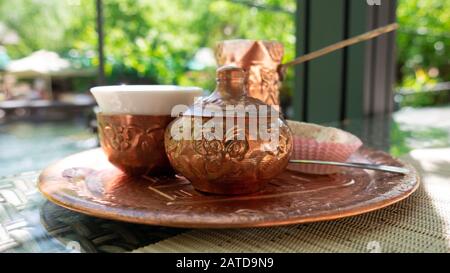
[38,147,419,228]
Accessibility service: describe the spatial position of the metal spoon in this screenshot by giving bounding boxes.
[289,159,409,175]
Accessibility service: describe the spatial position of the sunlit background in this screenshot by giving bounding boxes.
[0,0,449,176]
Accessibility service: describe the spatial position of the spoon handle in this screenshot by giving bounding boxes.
[289,159,409,174]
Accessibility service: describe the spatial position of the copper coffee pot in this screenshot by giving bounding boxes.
[215,23,398,106]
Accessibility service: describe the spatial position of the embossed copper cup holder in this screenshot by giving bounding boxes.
[90,85,203,177]
[97,113,175,176]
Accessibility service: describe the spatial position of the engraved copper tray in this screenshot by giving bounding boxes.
[38,147,419,228]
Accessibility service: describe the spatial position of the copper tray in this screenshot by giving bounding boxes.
[38,147,419,228]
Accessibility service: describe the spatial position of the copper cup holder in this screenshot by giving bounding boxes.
[97,113,174,176]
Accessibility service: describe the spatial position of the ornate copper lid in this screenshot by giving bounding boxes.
[183,65,279,118]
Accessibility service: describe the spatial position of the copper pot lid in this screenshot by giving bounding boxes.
[182,65,280,118]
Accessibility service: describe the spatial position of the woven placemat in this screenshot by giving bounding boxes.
[0,172,185,253]
[133,148,450,253]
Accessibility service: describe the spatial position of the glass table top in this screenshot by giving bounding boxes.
[1,106,449,252]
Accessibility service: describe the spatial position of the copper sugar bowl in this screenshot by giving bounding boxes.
[164,66,293,195]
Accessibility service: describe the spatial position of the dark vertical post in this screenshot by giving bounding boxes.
[293,0,309,121]
[96,0,105,84]
[340,0,350,122]
[306,0,345,123]
[365,0,397,116]
[363,0,377,116]
[345,0,367,119]
[385,0,397,113]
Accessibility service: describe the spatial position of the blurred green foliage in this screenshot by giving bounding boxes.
[1,0,295,93]
[397,0,450,97]
[397,90,450,108]
[390,119,450,157]
[2,0,449,107]
[0,0,73,56]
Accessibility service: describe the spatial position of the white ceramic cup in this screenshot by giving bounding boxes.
[90,85,203,115]
[90,85,203,176]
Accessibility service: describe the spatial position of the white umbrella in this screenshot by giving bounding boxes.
[6,50,70,78]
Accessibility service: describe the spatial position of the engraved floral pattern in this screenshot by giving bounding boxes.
[215,40,284,106]
[165,115,293,194]
[260,68,280,106]
[100,122,164,153]
[97,115,173,175]
[245,67,281,106]
[225,140,249,160]
[101,124,140,151]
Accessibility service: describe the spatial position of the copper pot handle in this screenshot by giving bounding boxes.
[278,23,399,80]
